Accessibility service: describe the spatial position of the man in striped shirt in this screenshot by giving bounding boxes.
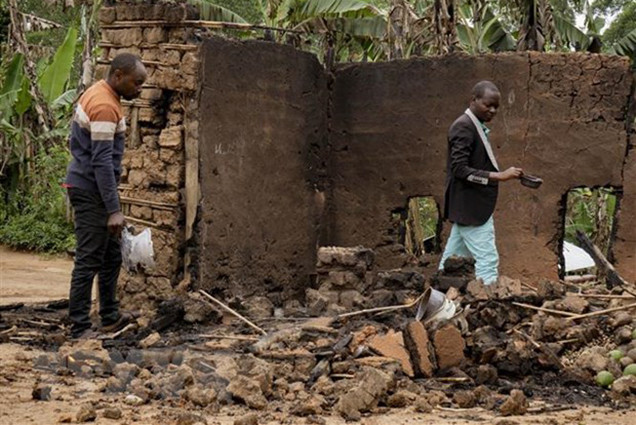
[65,53,147,338]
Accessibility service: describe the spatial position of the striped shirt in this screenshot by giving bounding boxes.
[65,80,125,213]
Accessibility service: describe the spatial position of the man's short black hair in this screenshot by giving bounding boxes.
[108,53,142,78]
[472,80,500,99]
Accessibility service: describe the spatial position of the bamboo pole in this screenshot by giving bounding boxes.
[120,196,179,209]
[511,302,578,317]
[198,290,267,335]
[565,302,636,322]
[101,20,304,34]
[124,215,160,229]
[99,42,199,51]
[571,293,635,299]
[337,293,425,319]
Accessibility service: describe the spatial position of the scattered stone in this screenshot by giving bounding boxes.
[184,386,217,407]
[387,390,417,408]
[499,389,528,416]
[174,412,208,425]
[102,407,122,419]
[124,394,145,406]
[466,279,490,301]
[32,383,52,401]
[611,311,633,328]
[576,347,609,373]
[555,295,588,314]
[243,296,274,319]
[140,332,161,348]
[233,413,258,425]
[335,367,394,420]
[404,321,435,378]
[413,396,433,413]
[433,324,466,370]
[475,364,498,385]
[536,280,565,299]
[76,403,97,423]
[227,375,267,409]
[616,327,633,345]
[368,330,414,377]
[611,375,636,395]
[453,390,476,408]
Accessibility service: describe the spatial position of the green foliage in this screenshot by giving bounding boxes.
[0,145,74,253]
[1,24,80,254]
[603,2,636,50]
[38,26,78,103]
[564,187,617,255]
[190,0,249,23]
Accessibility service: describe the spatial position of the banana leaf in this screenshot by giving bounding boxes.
[38,26,79,103]
[189,0,249,23]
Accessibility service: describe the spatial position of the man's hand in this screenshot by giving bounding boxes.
[107,211,125,236]
[490,167,523,182]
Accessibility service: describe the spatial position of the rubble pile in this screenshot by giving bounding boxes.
[5,249,634,423]
[308,246,425,316]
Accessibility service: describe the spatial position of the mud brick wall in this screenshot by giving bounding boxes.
[329,52,634,280]
[197,38,329,299]
[97,0,201,310]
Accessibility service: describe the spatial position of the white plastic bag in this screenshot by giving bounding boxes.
[121,226,155,272]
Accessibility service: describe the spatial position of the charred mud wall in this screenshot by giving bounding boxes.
[197,38,329,298]
[329,53,634,281]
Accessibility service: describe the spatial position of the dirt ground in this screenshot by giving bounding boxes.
[0,247,634,425]
[0,246,72,305]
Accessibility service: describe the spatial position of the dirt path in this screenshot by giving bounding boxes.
[0,246,72,305]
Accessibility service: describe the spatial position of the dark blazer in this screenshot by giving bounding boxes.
[443,113,499,226]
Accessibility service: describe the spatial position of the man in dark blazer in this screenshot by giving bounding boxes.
[438,81,522,284]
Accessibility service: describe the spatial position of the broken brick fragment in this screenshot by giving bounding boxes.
[368,330,414,377]
[403,321,436,377]
[433,324,466,370]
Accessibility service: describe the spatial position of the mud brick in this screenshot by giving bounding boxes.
[182,51,200,75]
[328,270,360,288]
[158,126,183,149]
[403,321,435,377]
[433,324,465,370]
[368,331,414,377]
[143,27,167,44]
[102,28,143,47]
[99,7,116,24]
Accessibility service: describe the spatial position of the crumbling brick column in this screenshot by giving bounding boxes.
[97,0,201,311]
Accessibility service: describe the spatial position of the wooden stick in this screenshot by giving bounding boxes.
[566,302,636,321]
[98,42,198,51]
[574,231,636,297]
[435,377,471,383]
[337,293,425,319]
[120,196,179,210]
[564,274,597,284]
[571,293,635,299]
[124,215,160,229]
[198,290,267,335]
[0,326,17,335]
[511,302,578,317]
[102,20,304,34]
[521,282,538,292]
[199,334,259,342]
[514,329,564,369]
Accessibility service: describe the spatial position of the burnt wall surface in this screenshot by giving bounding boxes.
[197,39,634,295]
[198,38,328,297]
[329,53,633,280]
